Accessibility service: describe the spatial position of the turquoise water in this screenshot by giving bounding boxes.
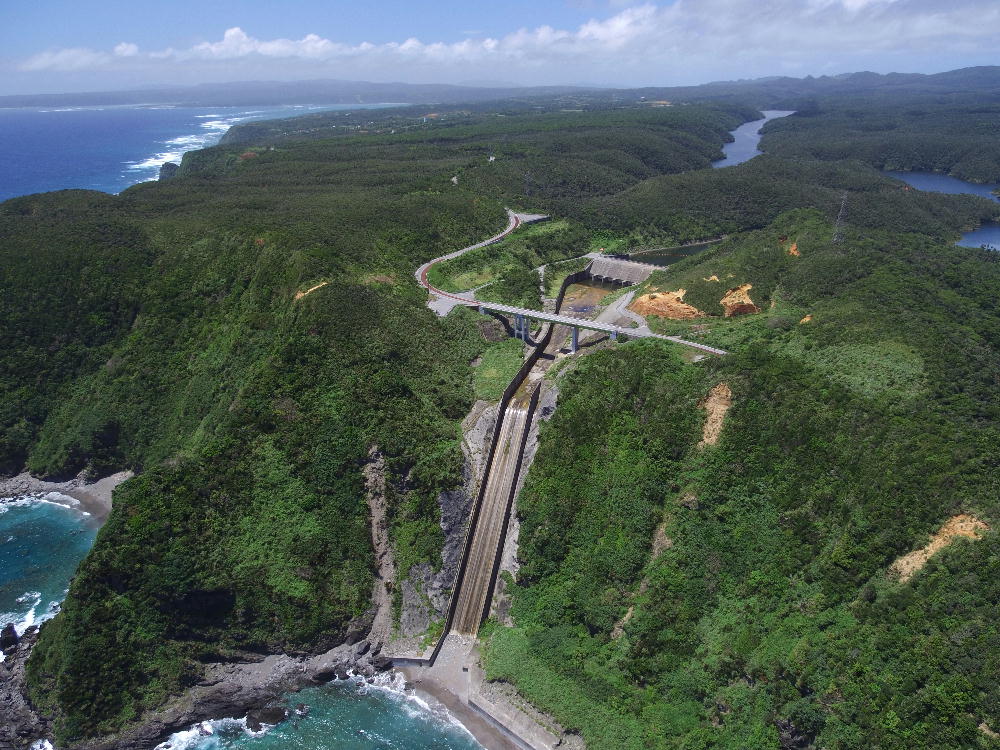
[159,674,482,750]
[882,170,1000,250]
[0,495,98,646]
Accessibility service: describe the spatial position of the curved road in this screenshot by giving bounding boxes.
[415,209,527,316]
[414,210,727,357]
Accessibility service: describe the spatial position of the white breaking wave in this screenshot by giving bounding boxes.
[346,670,479,741]
[30,740,54,750]
[1,590,62,638]
[0,493,87,516]
[155,716,272,750]
[123,112,257,182]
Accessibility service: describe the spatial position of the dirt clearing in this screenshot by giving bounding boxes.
[699,383,733,447]
[890,514,990,583]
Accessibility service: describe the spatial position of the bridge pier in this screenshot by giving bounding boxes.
[610,331,618,342]
[570,327,579,353]
[514,313,527,341]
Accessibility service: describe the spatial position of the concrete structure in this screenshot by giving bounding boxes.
[405,217,730,748]
[587,255,658,285]
[451,405,531,635]
[477,300,726,356]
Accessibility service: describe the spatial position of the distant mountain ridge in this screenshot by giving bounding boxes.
[0,79,594,109]
[2,66,999,109]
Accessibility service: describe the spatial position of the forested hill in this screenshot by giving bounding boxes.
[219,65,1000,146]
[1,103,747,744]
[4,80,1000,750]
[760,99,1000,183]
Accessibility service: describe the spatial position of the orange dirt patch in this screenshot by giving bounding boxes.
[720,284,760,317]
[629,288,704,319]
[799,314,813,324]
[787,243,800,256]
[294,281,329,301]
[890,514,990,583]
[699,383,733,447]
[239,151,258,161]
[703,275,720,282]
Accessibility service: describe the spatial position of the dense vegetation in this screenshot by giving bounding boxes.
[761,99,1000,184]
[11,132,510,740]
[484,208,1000,749]
[3,102,751,742]
[6,73,1000,748]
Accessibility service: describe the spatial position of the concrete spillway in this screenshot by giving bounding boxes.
[451,405,531,635]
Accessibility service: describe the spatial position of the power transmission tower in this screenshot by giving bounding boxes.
[833,192,848,244]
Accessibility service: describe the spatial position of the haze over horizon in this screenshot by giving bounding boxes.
[2,0,998,97]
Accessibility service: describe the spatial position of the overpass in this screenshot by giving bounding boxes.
[415,209,727,356]
[477,300,727,356]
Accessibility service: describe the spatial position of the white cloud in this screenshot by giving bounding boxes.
[19,47,111,72]
[114,42,139,58]
[13,1,1000,85]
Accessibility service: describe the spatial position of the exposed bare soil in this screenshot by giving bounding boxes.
[629,288,704,319]
[720,284,760,317]
[699,383,733,447]
[890,514,990,583]
[294,281,329,300]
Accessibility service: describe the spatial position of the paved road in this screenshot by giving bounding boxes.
[452,405,530,635]
[477,300,728,356]
[415,210,544,316]
[415,213,726,356]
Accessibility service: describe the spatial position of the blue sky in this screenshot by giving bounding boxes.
[1,0,998,95]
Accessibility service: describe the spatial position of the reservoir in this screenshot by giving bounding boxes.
[712,110,795,168]
[883,170,1000,249]
[630,241,719,267]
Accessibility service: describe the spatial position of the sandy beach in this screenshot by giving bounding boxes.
[0,470,132,522]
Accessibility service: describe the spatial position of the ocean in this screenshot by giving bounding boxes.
[156,675,482,750]
[1,101,481,749]
[0,495,98,658]
[0,103,392,202]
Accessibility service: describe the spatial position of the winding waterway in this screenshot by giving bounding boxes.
[882,170,1000,249]
[712,110,795,168]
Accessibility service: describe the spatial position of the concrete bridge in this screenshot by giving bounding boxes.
[415,209,727,356]
[477,300,726,356]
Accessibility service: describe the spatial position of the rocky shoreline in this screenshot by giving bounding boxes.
[0,622,395,750]
[0,471,132,523]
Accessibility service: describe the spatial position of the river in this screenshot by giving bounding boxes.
[712,110,795,168]
[882,170,1000,250]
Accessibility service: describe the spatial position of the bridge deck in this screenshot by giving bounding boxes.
[477,302,727,356]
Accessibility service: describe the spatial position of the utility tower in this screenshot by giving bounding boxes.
[833,192,848,244]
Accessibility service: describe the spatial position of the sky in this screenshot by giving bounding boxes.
[1,0,998,95]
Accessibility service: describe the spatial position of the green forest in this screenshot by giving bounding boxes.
[482,208,1000,749]
[3,75,1000,749]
